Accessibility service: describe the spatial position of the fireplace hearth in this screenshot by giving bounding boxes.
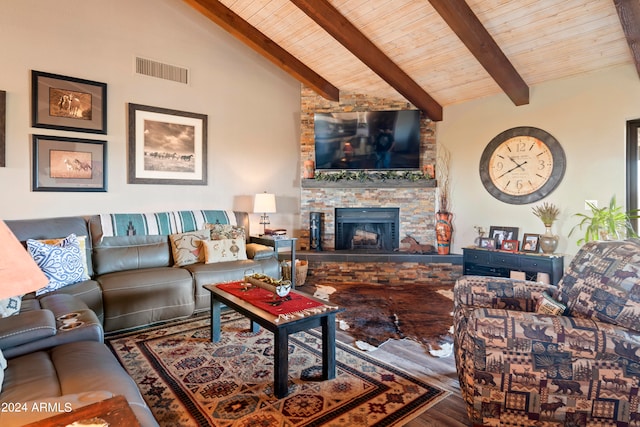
[335,207,399,252]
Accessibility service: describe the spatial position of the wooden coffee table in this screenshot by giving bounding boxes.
[204,283,343,398]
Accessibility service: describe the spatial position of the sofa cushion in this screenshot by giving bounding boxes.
[554,239,640,332]
[202,238,247,263]
[169,230,210,267]
[0,297,21,318]
[97,267,194,332]
[27,234,88,296]
[93,235,170,275]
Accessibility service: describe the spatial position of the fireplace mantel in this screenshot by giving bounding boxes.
[301,179,437,188]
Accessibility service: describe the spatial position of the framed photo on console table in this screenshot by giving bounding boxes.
[489,226,519,249]
[502,239,519,252]
[128,103,208,185]
[478,237,496,249]
[32,134,106,192]
[31,70,107,134]
[522,233,540,253]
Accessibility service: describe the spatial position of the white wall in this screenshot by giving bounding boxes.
[439,64,640,256]
[0,0,302,236]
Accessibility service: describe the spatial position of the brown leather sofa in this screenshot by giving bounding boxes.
[6,210,280,332]
[0,292,158,426]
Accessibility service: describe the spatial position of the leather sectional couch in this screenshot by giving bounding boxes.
[0,209,280,425]
[6,210,280,332]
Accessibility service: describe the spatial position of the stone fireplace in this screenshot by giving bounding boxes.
[298,87,439,252]
[335,207,399,251]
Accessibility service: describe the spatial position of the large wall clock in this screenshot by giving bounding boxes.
[479,126,566,204]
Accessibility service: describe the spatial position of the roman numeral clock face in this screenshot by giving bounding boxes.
[479,127,566,204]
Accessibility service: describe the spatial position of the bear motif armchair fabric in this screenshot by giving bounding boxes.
[454,239,640,426]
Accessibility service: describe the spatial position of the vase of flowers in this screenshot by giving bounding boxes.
[532,202,560,254]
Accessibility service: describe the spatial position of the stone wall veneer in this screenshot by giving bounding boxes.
[299,87,438,251]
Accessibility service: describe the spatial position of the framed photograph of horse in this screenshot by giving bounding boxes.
[127,103,208,185]
[31,70,107,134]
[32,134,106,192]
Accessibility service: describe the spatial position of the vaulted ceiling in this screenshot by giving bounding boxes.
[183,0,640,121]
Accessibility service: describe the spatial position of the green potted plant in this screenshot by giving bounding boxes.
[569,195,638,245]
[532,202,560,253]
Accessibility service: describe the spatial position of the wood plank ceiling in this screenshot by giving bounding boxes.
[184,0,640,121]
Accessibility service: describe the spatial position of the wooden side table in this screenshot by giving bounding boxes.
[25,395,140,427]
[250,236,298,286]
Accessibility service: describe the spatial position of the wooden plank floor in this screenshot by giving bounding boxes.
[300,284,471,426]
[334,329,470,426]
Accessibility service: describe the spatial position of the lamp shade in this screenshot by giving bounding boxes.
[254,193,276,213]
[0,220,48,299]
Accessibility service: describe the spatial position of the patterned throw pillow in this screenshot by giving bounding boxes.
[205,223,246,241]
[169,230,210,267]
[0,296,21,318]
[38,235,90,278]
[202,238,248,263]
[27,234,88,296]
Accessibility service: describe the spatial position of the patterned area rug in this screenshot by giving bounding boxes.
[106,311,448,427]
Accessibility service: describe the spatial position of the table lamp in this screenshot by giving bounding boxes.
[0,220,48,299]
[254,192,276,236]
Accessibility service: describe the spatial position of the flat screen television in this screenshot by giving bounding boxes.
[314,110,421,170]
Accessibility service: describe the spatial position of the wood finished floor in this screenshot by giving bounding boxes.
[300,284,471,426]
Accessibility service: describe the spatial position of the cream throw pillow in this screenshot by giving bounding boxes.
[169,230,210,267]
[202,238,248,263]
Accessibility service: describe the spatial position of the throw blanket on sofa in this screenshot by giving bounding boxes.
[99,210,237,237]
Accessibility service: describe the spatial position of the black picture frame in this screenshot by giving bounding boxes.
[489,226,519,249]
[31,70,107,134]
[522,233,540,253]
[32,134,107,192]
[127,103,208,185]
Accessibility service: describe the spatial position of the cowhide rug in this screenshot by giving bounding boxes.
[313,281,454,357]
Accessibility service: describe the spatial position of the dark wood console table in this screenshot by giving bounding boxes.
[463,247,564,285]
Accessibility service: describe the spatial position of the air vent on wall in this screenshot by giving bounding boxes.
[135,57,189,84]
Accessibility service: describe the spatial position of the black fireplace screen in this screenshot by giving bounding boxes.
[334,207,399,251]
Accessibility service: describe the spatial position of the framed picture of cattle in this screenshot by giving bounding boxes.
[31,70,107,134]
[32,134,107,192]
[127,103,208,185]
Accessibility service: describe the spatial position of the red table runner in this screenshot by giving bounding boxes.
[217,281,326,318]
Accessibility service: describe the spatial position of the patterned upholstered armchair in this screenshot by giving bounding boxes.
[454,239,640,426]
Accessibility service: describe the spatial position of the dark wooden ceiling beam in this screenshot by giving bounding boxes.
[182,0,339,101]
[614,0,640,78]
[428,0,529,106]
[290,0,444,121]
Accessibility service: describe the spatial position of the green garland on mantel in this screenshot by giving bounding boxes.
[314,170,434,182]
